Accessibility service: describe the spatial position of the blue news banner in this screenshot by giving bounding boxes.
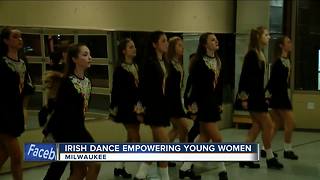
[24,143,259,162]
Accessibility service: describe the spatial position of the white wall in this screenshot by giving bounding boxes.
[0,1,234,33]
[236,0,270,33]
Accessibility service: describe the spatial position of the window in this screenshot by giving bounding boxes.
[87,65,109,88]
[44,35,74,56]
[88,94,110,114]
[26,92,43,110]
[78,35,108,58]
[294,0,320,90]
[9,28,114,129]
[22,34,41,56]
[28,63,43,85]
[270,0,284,34]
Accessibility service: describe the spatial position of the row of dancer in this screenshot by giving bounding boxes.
[110,31,227,180]
[0,26,298,180]
[237,26,298,169]
[110,27,299,180]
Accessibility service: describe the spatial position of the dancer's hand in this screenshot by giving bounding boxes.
[188,102,198,113]
[137,114,144,123]
[265,99,270,105]
[241,101,248,110]
[190,114,197,121]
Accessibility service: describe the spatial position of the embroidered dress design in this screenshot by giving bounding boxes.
[4,56,26,93]
[203,55,221,89]
[121,63,139,87]
[69,75,91,113]
[171,59,184,88]
[281,57,291,83]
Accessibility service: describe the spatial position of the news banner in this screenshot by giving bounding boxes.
[24,143,259,162]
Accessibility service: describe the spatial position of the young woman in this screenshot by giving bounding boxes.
[184,33,227,180]
[110,38,143,178]
[266,36,298,160]
[46,43,100,179]
[166,36,189,144]
[134,31,170,180]
[0,27,25,180]
[238,26,283,169]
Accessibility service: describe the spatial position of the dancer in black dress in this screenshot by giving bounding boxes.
[238,26,283,169]
[46,44,101,179]
[134,31,170,180]
[266,36,298,160]
[181,33,227,180]
[0,26,26,180]
[167,36,188,144]
[110,38,143,178]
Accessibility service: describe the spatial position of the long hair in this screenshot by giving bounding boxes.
[0,26,14,57]
[272,36,290,63]
[50,51,62,65]
[167,36,182,63]
[117,38,132,64]
[64,43,86,76]
[248,26,267,51]
[195,33,221,67]
[196,33,213,58]
[43,71,63,99]
[144,31,166,62]
[188,53,197,73]
[196,32,220,60]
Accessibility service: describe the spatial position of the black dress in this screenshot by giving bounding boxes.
[140,57,170,127]
[266,58,292,110]
[238,50,268,112]
[47,75,94,142]
[183,75,192,110]
[110,64,141,124]
[190,55,223,122]
[166,60,186,118]
[184,73,200,142]
[0,57,25,137]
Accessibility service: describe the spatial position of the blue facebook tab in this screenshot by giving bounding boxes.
[24,143,56,161]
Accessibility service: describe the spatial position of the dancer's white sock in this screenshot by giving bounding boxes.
[135,162,150,179]
[180,162,193,171]
[284,143,292,151]
[266,148,274,159]
[159,167,170,180]
[115,162,125,169]
[217,162,226,172]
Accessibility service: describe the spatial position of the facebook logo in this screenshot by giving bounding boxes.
[24,143,56,161]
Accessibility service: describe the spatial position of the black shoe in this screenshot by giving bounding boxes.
[114,168,132,178]
[179,169,201,179]
[284,151,298,160]
[266,157,284,169]
[218,171,228,180]
[261,150,278,158]
[168,161,176,167]
[239,161,260,168]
